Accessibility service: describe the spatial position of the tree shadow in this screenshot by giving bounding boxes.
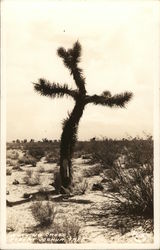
[50,195,93,204]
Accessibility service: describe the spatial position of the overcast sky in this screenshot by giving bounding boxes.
[2,0,159,141]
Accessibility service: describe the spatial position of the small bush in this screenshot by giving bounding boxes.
[85,139,121,168]
[34,217,81,243]
[6,150,19,160]
[23,170,40,186]
[45,152,59,164]
[37,165,45,173]
[6,159,17,167]
[30,201,56,227]
[23,193,31,198]
[26,169,33,177]
[83,164,101,177]
[7,216,17,232]
[82,154,92,160]
[6,168,12,176]
[12,165,23,171]
[74,178,88,195]
[18,155,37,167]
[25,144,45,161]
[55,218,81,243]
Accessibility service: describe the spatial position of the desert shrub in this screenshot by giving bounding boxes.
[85,139,121,168]
[6,168,12,176]
[18,155,37,167]
[30,201,56,227]
[55,218,81,243]
[73,178,88,195]
[77,135,153,170]
[23,170,40,186]
[6,159,17,167]
[107,163,153,218]
[97,135,154,217]
[45,151,59,164]
[83,164,101,177]
[6,150,19,160]
[12,165,23,171]
[23,192,31,198]
[92,182,104,191]
[7,216,17,232]
[38,187,48,193]
[37,165,45,173]
[71,175,89,195]
[121,136,153,168]
[82,154,92,160]
[25,144,45,161]
[34,217,81,243]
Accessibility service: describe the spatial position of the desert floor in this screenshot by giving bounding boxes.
[6,153,153,244]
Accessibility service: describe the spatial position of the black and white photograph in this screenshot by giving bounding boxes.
[1,0,160,249]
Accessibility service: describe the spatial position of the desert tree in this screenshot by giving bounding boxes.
[33,41,133,193]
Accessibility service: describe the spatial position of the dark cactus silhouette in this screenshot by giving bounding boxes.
[33,41,133,193]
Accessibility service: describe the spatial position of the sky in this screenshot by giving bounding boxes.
[2,0,159,141]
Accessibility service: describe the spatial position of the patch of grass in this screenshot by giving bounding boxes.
[30,201,56,227]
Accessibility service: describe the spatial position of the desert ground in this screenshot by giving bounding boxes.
[6,139,153,244]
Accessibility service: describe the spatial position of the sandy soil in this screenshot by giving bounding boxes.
[6,155,153,244]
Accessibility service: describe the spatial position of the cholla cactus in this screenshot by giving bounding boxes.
[33,41,133,193]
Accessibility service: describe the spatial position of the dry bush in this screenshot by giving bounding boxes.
[54,218,81,243]
[12,165,23,171]
[25,144,45,161]
[37,165,45,173]
[73,178,88,195]
[107,163,153,218]
[83,164,101,177]
[30,201,56,227]
[23,170,40,186]
[6,150,19,160]
[88,136,153,218]
[83,139,121,168]
[6,159,17,167]
[18,155,37,167]
[45,151,59,164]
[6,168,12,176]
[7,216,17,233]
[34,217,81,243]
